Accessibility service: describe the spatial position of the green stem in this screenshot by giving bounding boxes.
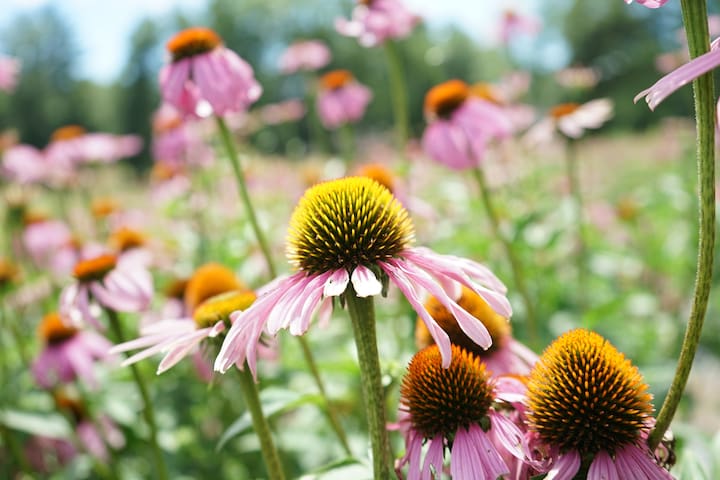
[235,366,286,480]
[338,123,356,170]
[565,139,588,311]
[0,423,31,475]
[296,336,352,456]
[383,41,409,160]
[303,73,330,153]
[106,309,169,480]
[472,167,537,345]
[649,0,715,450]
[345,289,392,479]
[215,116,276,277]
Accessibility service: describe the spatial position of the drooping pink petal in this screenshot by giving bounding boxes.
[324,269,350,297]
[588,450,620,480]
[546,450,582,480]
[351,265,382,297]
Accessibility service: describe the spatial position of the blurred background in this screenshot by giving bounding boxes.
[0,0,700,170]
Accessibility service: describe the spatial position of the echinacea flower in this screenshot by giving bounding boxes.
[111,289,257,374]
[278,40,331,74]
[214,177,512,377]
[498,9,541,44]
[524,329,674,479]
[636,39,720,110]
[31,312,112,389]
[335,0,419,47]
[524,99,614,145]
[422,79,513,170]
[159,27,262,117]
[316,70,372,129]
[1,144,47,184]
[0,55,20,93]
[60,251,153,328]
[415,286,537,376]
[625,0,669,8]
[22,218,73,268]
[183,262,247,312]
[395,344,523,479]
[152,103,214,168]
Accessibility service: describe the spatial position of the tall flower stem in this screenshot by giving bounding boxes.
[235,366,286,480]
[106,309,169,480]
[215,117,275,274]
[345,289,392,479]
[472,167,537,344]
[649,0,715,450]
[0,424,30,475]
[383,41,409,163]
[215,116,351,454]
[564,139,588,310]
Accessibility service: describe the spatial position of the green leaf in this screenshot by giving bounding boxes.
[0,409,71,438]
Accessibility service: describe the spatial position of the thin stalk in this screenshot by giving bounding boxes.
[383,40,409,159]
[565,139,588,311]
[338,123,356,170]
[235,366,286,480]
[106,309,169,480]
[472,167,537,345]
[303,73,330,153]
[345,289,392,479]
[0,424,31,475]
[215,116,276,276]
[214,116,352,453]
[649,0,715,450]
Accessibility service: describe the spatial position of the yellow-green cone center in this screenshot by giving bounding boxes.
[286,177,415,274]
[526,329,654,455]
[400,344,495,439]
[192,290,257,329]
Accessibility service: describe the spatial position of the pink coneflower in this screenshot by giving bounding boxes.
[415,286,537,376]
[278,40,331,74]
[152,103,213,168]
[0,55,20,93]
[1,144,47,184]
[316,70,372,129]
[60,251,153,328]
[31,312,112,389]
[22,217,73,268]
[625,0,669,8]
[524,99,614,145]
[44,125,90,170]
[524,329,674,479]
[80,133,143,164]
[498,9,541,44]
[636,38,720,110]
[395,344,523,479]
[214,177,512,377]
[422,79,512,170]
[159,27,262,117]
[335,0,419,47]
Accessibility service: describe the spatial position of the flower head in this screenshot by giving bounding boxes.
[278,40,331,74]
[498,9,541,44]
[422,79,512,170]
[396,344,523,479]
[524,329,673,479]
[415,286,537,376]
[524,98,614,145]
[159,27,262,117]
[316,70,372,129]
[214,177,511,377]
[184,262,246,312]
[625,0,669,8]
[335,0,419,47]
[32,312,112,389]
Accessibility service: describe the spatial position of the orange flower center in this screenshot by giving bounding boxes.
[549,102,580,119]
[91,198,119,218]
[53,391,87,423]
[109,227,147,252]
[424,79,470,119]
[320,70,354,90]
[192,290,257,329]
[73,254,118,282]
[164,277,189,300]
[0,258,20,287]
[151,162,182,181]
[22,211,49,226]
[38,312,78,345]
[51,125,86,142]
[416,285,511,357]
[354,163,395,193]
[184,262,246,312]
[167,27,222,62]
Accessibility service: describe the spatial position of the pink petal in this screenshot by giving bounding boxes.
[351,265,382,297]
[324,269,349,297]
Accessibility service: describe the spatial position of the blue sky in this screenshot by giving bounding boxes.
[1,0,544,83]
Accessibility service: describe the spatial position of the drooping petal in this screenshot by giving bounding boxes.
[588,450,620,480]
[351,265,382,297]
[546,450,582,480]
[324,269,350,297]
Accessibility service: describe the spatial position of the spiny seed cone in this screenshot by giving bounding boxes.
[192,290,257,329]
[526,329,653,455]
[401,344,495,439]
[416,285,510,355]
[286,177,414,274]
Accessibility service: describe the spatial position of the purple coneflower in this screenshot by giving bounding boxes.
[60,251,153,328]
[31,312,112,389]
[278,40,331,74]
[316,70,372,129]
[1,144,47,184]
[415,286,537,376]
[159,27,262,117]
[335,0,418,47]
[524,99,614,145]
[524,329,674,479]
[214,177,511,377]
[625,0,669,8]
[422,79,512,170]
[395,344,523,479]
